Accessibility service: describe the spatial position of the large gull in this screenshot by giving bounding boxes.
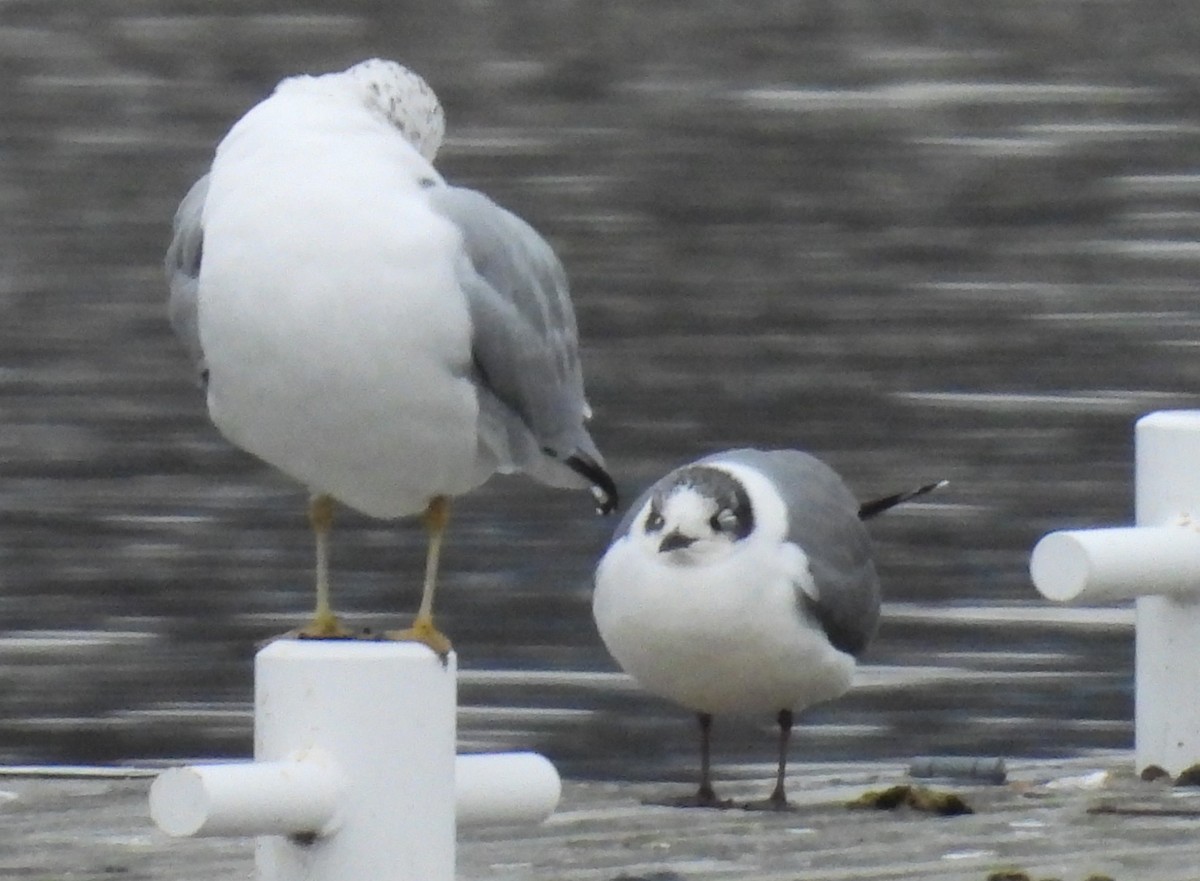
[593,448,940,809]
[166,59,617,655]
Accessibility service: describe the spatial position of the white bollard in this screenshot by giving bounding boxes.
[257,641,456,881]
[1133,411,1200,777]
[148,640,563,881]
[1031,410,1200,776]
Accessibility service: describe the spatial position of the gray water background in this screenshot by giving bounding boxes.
[3,2,1200,785]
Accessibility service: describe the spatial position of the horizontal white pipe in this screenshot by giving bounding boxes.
[150,750,343,838]
[1031,525,1200,603]
[455,752,560,828]
[151,751,561,838]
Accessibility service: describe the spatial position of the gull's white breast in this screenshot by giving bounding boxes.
[593,530,855,716]
[198,86,483,519]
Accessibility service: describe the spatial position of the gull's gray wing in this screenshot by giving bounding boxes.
[427,185,615,511]
[709,449,882,657]
[164,174,210,386]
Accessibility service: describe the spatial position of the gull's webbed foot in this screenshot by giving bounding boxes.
[258,609,361,646]
[741,791,797,812]
[385,614,453,661]
[293,608,358,639]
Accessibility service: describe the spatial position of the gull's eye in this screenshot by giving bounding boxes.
[644,509,665,532]
[710,508,738,532]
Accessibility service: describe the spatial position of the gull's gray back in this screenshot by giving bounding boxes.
[427,185,601,473]
[713,449,880,657]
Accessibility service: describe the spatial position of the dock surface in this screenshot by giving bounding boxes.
[4,754,1198,881]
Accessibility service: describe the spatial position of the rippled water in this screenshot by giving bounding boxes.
[3,3,1199,782]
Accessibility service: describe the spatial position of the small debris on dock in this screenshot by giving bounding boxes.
[1087,801,1200,818]
[986,871,1114,881]
[1138,765,1170,782]
[847,783,973,816]
[1041,770,1110,791]
[1171,763,1200,787]
[985,870,1032,881]
[909,756,1008,784]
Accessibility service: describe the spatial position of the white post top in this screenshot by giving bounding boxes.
[1137,410,1200,528]
[1032,409,1200,604]
[1137,409,1200,431]
[255,637,446,664]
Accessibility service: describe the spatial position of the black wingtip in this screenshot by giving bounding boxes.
[858,479,947,521]
[564,454,619,515]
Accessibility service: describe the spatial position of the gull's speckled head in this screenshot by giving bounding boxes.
[288,58,445,163]
[634,465,755,565]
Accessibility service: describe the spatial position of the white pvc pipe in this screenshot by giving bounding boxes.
[455,752,561,828]
[1030,525,1200,603]
[150,752,343,838]
[152,751,561,838]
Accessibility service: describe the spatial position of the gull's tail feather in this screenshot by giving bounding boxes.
[565,453,619,516]
[858,480,947,521]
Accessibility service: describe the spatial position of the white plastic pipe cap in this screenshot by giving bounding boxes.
[1032,525,1200,603]
[151,750,343,838]
[455,752,561,828]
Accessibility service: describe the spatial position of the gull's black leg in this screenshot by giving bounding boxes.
[646,712,732,809]
[744,708,796,811]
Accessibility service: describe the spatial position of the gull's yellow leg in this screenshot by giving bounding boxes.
[294,493,353,638]
[387,495,453,658]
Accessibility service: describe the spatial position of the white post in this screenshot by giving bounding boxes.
[256,641,456,881]
[1132,412,1200,776]
[1030,410,1200,776]
[149,641,563,881]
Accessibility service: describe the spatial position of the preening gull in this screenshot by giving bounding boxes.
[166,59,617,655]
[593,448,942,809]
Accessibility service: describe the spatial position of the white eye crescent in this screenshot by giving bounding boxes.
[711,508,738,532]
